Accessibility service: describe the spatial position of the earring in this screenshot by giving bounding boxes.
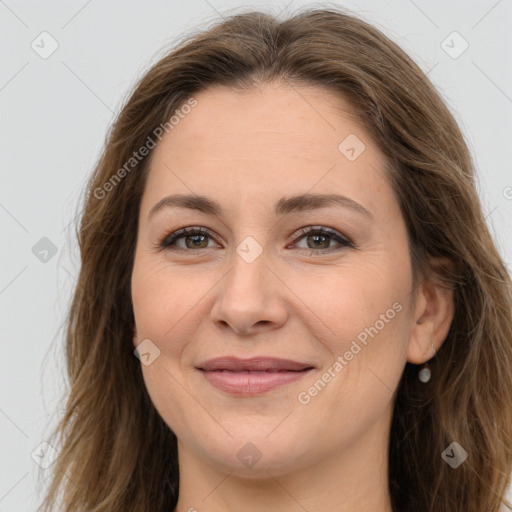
[418,341,437,383]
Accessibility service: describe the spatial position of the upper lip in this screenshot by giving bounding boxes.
[196,357,314,372]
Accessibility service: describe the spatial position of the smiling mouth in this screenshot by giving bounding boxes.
[198,368,314,394]
[195,357,315,395]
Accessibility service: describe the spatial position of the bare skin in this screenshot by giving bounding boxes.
[131,81,454,512]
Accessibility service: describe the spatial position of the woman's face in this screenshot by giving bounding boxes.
[131,81,419,476]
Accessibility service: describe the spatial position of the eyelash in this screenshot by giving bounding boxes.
[158,225,355,256]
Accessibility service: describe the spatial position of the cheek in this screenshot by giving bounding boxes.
[131,256,201,345]
[139,359,209,445]
[131,259,204,433]
[298,257,412,404]
[309,258,409,346]
[297,276,409,443]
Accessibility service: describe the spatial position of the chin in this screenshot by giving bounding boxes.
[192,429,313,477]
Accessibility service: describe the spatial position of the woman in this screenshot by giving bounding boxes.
[39,6,512,512]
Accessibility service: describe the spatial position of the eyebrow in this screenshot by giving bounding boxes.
[148,193,373,220]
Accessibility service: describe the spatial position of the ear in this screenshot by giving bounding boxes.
[407,257,455,364]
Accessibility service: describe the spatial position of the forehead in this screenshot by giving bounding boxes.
[142,81,394,219]
[158,81,364,160]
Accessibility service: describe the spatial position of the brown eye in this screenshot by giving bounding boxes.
[182,234,209,249]
[306,233,331,249]
[291,226,354,255]
[159,225,354,255]
[160,227,217,250]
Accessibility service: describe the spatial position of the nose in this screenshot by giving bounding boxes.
[210,247,288,337]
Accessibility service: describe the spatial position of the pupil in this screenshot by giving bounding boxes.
[309,234,328,249]
[183,233,331,250]
[188,235,207,248]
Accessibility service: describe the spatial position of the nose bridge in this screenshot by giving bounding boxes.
[225,235,271,304]
[210,234,287,334]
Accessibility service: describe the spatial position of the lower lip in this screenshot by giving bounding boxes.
[198,369,313,395]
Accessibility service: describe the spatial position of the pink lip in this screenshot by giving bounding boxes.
[196,357,315,395]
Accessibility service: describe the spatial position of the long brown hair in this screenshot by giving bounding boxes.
[39,5,512,511]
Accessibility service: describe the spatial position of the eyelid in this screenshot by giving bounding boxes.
[157,225,355,252]
[158,226,219,250]
[288,226,356,256]
[290,225,353,246]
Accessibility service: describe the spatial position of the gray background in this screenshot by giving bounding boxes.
[1,0,511,510]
